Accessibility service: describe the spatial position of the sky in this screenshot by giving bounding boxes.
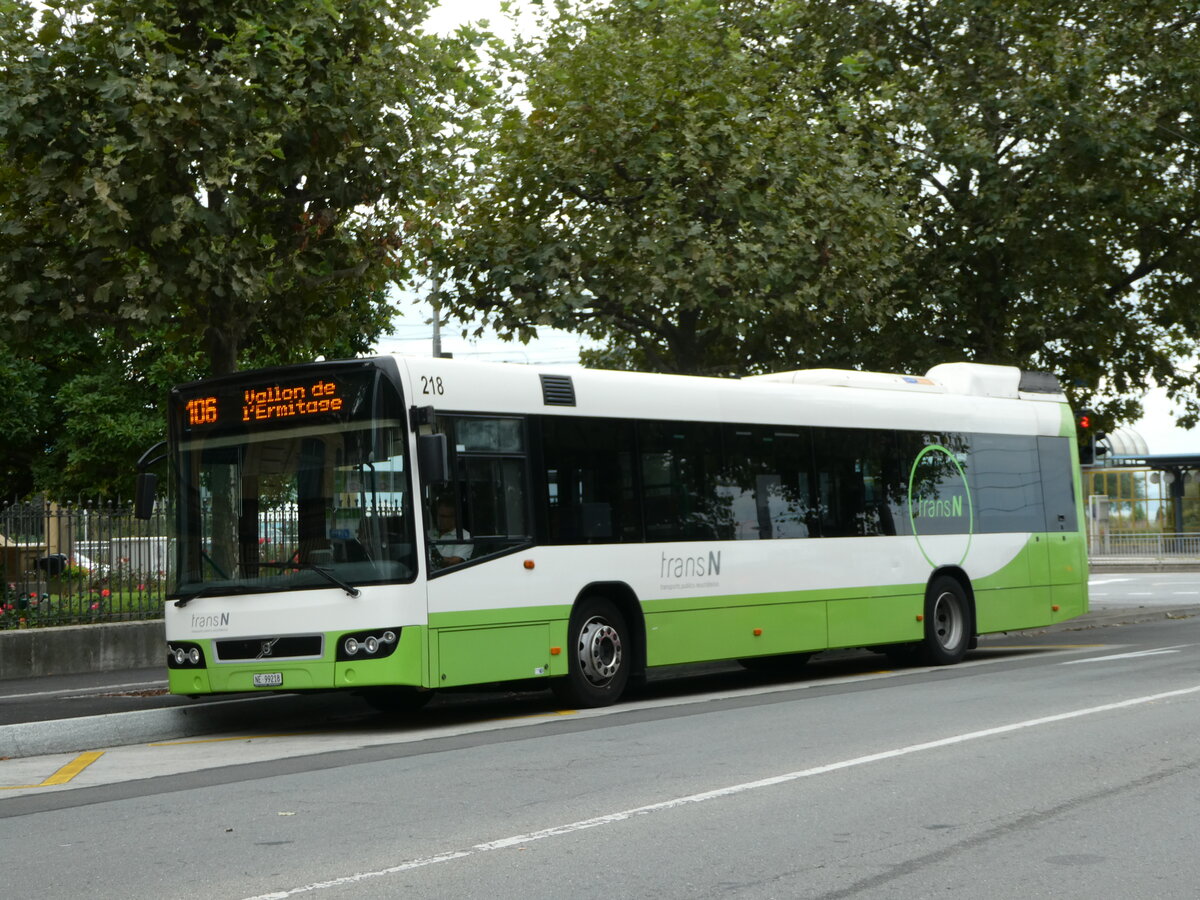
[371,0,1200,458]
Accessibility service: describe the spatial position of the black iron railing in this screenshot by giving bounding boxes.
[1,499,171,629]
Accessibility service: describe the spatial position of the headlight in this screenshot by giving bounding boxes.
[336,627,403,661]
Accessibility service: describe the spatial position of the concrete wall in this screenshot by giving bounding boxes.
[0,620,164,680]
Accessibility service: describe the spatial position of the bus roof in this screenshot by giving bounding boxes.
[392,356,1069,438]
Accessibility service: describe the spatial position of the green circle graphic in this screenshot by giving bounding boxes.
[907,443,974,568]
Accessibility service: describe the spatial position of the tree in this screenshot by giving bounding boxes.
[804,0,1200,425]
[0,341,49,499]
[447,0,1200,428]
[0,0,488,377]
[442,0,913,376]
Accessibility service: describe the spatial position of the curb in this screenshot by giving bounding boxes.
[1042,604,1200,631]
[0,691,362,760]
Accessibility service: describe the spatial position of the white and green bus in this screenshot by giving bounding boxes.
[157,357,1088,708]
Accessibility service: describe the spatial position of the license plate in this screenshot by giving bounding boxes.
[253,672,283,687]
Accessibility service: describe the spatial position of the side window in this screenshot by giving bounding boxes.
[718,425,817,539]
[638,421,724,541]
[902,432,973,537]
[1038,436,1078,532]
[541,417,639,543]
[429,416,531,569]
[812,428,901,537]
[970,434,1046,533]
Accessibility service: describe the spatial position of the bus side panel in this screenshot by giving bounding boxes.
[974,536,1054,633]
[1049,532,1089,622]
[644,598,827,667]
[426,602,572,687]
[436,624,553,687]
[826,591,924,649]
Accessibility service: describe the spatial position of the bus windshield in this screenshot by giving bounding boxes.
[170,364,416,599]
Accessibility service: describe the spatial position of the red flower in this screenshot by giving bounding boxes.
[90,602,99,610]
[101,588,111,598]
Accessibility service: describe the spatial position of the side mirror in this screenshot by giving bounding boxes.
[417,433,448,484]
[134,472,158,520]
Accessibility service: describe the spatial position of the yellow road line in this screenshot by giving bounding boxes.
[1,750,105,791]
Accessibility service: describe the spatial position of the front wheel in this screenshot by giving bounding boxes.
[920,575,972,665]
[552,596,631,708]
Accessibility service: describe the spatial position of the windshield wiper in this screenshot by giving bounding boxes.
[255,562,361,597]
[173,584,258,608]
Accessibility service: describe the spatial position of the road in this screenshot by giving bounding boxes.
[2,571,1200,899]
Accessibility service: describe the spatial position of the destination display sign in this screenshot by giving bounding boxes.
[175,369,372,434]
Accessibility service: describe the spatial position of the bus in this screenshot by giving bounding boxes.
[149,356,1088,709]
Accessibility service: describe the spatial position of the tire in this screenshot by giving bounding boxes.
[920,575,972,665]
[552,596,631,708]
[360,686,434,715]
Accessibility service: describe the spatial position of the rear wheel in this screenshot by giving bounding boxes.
[553,596,631,708]
[920,575,972,665]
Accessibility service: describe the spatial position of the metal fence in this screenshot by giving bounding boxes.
[1088,532,1200,560]
[1,499,170,629]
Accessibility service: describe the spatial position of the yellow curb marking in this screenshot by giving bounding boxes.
[1,750,105,791]
[498,710,578,722]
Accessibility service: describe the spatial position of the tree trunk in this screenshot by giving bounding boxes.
[205,322,240,377]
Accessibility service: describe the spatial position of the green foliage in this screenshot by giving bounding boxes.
[0,0,494,497]
[807,0,1200,424]
[447,0,1200,426]
[0,348,49,498]
[443,0,912,375]
[0,0,488,375]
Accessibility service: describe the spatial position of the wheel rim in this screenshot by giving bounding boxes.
[577,615,623,686]
[931,590,964,650]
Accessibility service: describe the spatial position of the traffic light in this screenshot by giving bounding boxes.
[1075,408,1106,465]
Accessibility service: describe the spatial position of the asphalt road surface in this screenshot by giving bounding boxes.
[3,571,1200,899]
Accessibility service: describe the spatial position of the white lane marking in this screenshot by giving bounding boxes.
[1061,645,1191,665]
[0,681,167,702]
[1088,578,1133,585]
[242,683,1200,900]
